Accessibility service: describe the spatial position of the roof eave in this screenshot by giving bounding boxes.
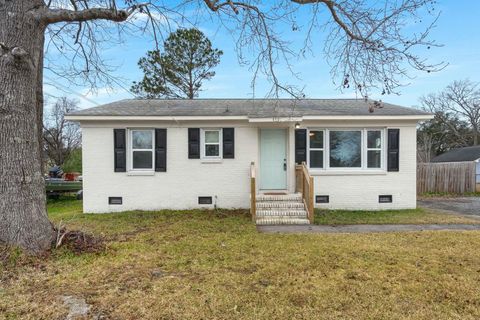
[302,115,434,121]
[65,115,250,121]
[65,114,434,122]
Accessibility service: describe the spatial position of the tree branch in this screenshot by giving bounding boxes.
[34,3,148,24]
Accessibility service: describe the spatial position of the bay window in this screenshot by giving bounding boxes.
[307,128,385,171]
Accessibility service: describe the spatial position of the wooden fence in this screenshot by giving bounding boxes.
[417,161,477,194]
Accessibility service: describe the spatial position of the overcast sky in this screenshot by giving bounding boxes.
[43,0,480,110]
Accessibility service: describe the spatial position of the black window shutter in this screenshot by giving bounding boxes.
[387,129,400,172]
[222,128,235,159]
[113,129,126,172]
[188,128,200,159]
[155,129,167,172]
[295,129,307,164]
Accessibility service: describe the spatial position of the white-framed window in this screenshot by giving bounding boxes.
[308,130,324,168]
[366,129,383,169]
[129,129,154,170]
[307,128,385,171]
[201,128,222,160]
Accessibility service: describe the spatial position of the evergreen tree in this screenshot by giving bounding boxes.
[132,29,223,99]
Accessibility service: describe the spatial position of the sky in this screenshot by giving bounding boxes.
[43,0,480,111]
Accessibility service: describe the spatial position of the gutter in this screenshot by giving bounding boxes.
[302,115,434,121]
[65,115,250,121]
[65,114,434,122]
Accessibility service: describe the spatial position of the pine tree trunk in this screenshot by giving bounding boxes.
[0,0,55,253]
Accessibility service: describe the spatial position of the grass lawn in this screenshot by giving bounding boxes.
[2,198,480,319]
[314,208,480,225]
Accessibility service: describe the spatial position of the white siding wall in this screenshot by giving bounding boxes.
[80,119,418,213]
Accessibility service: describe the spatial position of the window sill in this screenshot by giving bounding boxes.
[310,170,387,176]
[201,158,223,164]
[127,170,155,176]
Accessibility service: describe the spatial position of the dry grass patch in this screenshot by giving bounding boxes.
[1,198,480,319]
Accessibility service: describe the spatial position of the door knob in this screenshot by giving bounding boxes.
[283,158,287,171]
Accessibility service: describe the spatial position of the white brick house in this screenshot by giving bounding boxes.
[66,99,432,224]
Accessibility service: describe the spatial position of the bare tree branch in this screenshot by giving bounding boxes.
[40,0,445,98]
[203,0,445,98]
[34,3,148,24]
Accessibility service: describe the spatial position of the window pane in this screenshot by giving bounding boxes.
[205,131,220,143]
[309,130,324,149]
[310,150,323,168]
[205,144,220,157]
[367,150,382,168]
[329,131,361,168]
[132,131,152,149]
[133,151,152,169]
[367,131,382,149]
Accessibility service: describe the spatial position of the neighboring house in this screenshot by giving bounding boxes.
[65,99,432,224]
[431,145,480,192]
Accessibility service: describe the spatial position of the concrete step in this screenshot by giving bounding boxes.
[256,217,310,225]
[256,193,302,202]
[256,201,305,209]
[256,209,308,217]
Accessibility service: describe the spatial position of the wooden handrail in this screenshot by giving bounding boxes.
[295,162,314,223]
[250,161,256,221]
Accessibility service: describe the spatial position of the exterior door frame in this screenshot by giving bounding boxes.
[259,128,288,191]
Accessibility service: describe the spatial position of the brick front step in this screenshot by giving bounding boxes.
[256,209,308,217]
[255,193,310,225]
[256,202,305,209]
[256,217,310,225]
[256,193,302,202]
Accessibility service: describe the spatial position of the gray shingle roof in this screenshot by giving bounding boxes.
[431,146,480,162]
[68,98,429,118]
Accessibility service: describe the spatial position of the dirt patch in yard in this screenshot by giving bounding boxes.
[56,229,105,254]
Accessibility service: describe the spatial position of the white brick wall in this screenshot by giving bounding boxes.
[80,119,418,213]
[306,121,417,210]
[311,123,417,210]
[82,121,259,213]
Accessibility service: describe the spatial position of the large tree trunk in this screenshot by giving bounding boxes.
[0,0,55,253]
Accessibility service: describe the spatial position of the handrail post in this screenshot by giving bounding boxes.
[309,175,314,223]
[297,162,315,224]
[250,162,256,221]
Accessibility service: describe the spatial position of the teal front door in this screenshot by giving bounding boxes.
[260,129,287,190]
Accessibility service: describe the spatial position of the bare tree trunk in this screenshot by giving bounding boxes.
[473,126,479,145]
[37,34,45,173]
[0,0,55,253]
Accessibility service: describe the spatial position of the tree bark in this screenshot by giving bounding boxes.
[473,125,478,145]
[0,0,55,253]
